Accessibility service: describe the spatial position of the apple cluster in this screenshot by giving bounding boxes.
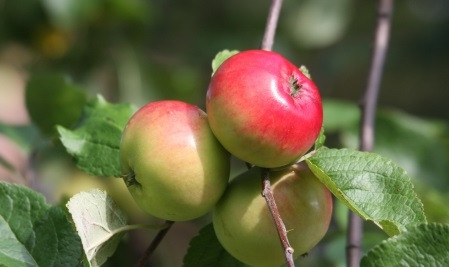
[120,50,332,266]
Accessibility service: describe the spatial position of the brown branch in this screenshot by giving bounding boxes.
[360,0,394,153]
[260,0,294,266]
[347,0,394,266]
[346,214,363,267]
[136,221,174,267]
[261,168,295,267]
[261,0,284,51]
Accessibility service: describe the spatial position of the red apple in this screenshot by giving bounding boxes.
[206,50,323,168]
[120,101,230,221]
[213,162,333,267]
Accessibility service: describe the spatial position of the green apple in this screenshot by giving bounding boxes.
[120,100,230,221]
[213,162,332,266]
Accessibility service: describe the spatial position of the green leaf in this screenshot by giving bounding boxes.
[323,100,449,193]
[322,100,449,222]
[299,65,311,79]
[0,216,36,267]
[306,148,426,236]
[33,207,84,266]
[0,156,15,171]
[57,95,137,177]
[0,124,38,152]
[211,50,239,76]
[66,189,129,267]
[361,223,449,266]
[0,181,82,267]
[314,127,326,150]
[183,223,247,267]
[25,72,87,136]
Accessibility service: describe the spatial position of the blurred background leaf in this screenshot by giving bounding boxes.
[0,124,38,152]
[0,0,448,266]
[183,223,248,267]
[25,72,87,136]
[285,0,354,49]
[323,100,449,225]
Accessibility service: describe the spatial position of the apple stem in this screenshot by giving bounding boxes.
[244,161,254,169]
[261,168,295,267]
[135,220,174,267]
[261,0,284,51]
[260,0,295,266]
[123,171,140,187]
[348,0,394,266]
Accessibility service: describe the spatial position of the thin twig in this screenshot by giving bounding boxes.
[360,0,394,152]
[260,0,294,266]
[261,168,295,267]
[136,220,174,267]
[346,214,363,267]
[88,223,171,251]
[347,0,394,266]
[261,0,284,51]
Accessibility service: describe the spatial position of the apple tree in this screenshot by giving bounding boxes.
[0,0,448,267]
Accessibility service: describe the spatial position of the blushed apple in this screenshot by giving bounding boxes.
[120,101,230,221]
[213,162,333,267]
[206,50,323,168]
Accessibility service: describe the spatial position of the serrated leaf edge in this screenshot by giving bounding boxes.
[306,147,426,236]
[361,223,449,266]
[211,49,239,76]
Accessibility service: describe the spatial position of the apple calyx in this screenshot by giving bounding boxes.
[206,49,323,168]
[289,75,302,97]
[119,100,230,221]
[123,171,140,187]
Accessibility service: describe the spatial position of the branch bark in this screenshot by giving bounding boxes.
[136,220,174,267]
[261,0,284,51]
[136,1,286,266]
[260,1,295,266]
[347,0,394,266]
[261,168,295,267]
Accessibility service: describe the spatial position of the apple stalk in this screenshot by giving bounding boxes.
[136,221,174,267]
[259,0,296,266]
[261,168,295,266]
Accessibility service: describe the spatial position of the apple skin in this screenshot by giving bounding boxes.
[120,101,230,221]
[213,162,333,267]
[206,50,323,168]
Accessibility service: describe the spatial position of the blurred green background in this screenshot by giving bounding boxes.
[0,0,448,266]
